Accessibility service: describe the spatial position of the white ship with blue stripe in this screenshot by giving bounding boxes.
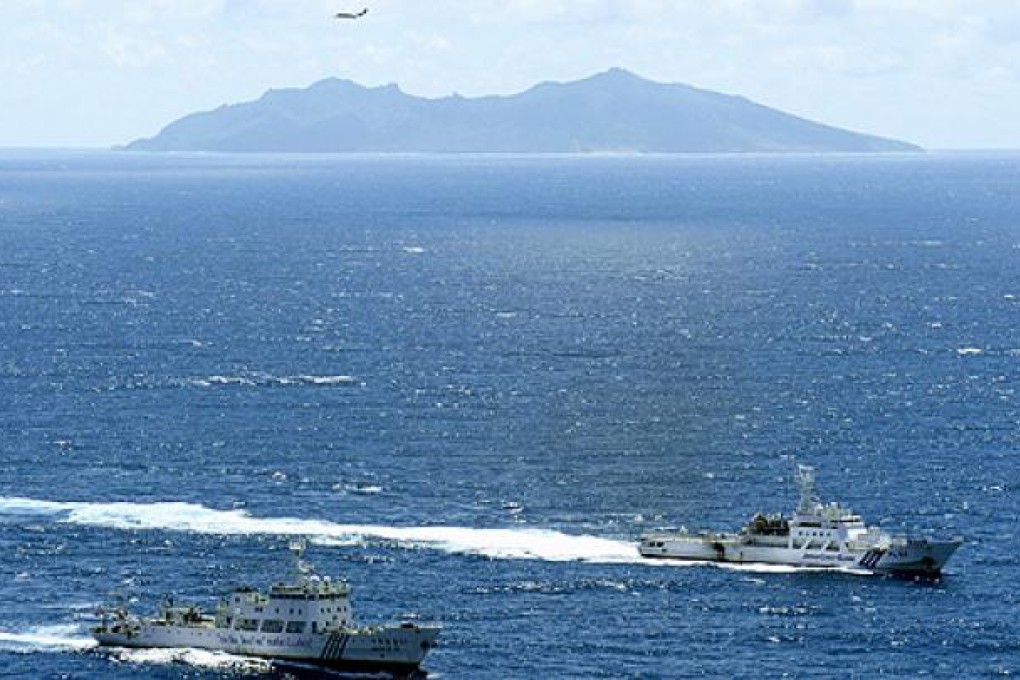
[91,541,439,674]
[640,466,962,577]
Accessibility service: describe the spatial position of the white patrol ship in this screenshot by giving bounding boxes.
[91,541,440,675]
[639,465,962,577]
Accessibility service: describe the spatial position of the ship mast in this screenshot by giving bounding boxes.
[289,539,314,584]
[796,465,818,514]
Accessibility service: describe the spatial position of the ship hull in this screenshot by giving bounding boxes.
[639,534,961,576]
[92,623,439,673]
[872,539,962,575]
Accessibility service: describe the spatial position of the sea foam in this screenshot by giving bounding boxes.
[108,646,271,673]
[0,496,639,563]
[0,624,97,653]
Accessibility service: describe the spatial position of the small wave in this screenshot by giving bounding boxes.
[485,578,634,596]
[330,482,384,496]
[184,373,361,388]
[299,375,359,386]
[758,605,815,616]
[192,375,257,387]
[347,484,384,495]
[0,624,97,653]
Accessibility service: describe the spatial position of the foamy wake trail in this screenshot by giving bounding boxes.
[0,624,96,653]
[0,496,640,563]
[0,624,272,672]
[108,647,271,672]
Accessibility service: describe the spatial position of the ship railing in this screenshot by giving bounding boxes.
[270,580,350,594]
[888,534,945,547]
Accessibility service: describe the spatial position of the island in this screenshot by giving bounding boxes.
[125,68,920,154]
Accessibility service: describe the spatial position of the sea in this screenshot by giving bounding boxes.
[0,151,1018,678]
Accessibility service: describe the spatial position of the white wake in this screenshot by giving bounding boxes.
[107,646,271,672]
[0,624,96,653]
[0,624,265,671]
[0,496,640,563]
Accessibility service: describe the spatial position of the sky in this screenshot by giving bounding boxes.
[2,0,1020,149]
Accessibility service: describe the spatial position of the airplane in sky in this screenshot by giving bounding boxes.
[335,8,368,19]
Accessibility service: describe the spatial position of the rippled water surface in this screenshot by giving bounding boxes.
[1,151,1019,678]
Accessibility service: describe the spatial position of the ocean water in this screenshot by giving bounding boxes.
[1,151,1019,678]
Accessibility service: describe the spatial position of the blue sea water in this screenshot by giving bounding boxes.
[1,151,1019,678]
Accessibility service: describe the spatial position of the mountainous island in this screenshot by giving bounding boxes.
[125,68,919,153]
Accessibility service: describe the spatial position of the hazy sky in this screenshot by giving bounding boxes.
[2,0,1019,149]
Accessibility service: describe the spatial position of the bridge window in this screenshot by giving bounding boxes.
[261,619,284,633]
[285,621,306,634]
[236,618,259,631]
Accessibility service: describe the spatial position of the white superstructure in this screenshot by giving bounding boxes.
[639,466,962,576]
[91,541,440,674]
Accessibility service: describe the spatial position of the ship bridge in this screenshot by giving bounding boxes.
[221,542,355,634]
